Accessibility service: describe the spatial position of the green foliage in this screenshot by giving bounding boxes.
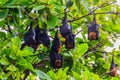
[47,67,68,80]
[36,70,51,80]
[0,9,9,19]
[0,0,120,80]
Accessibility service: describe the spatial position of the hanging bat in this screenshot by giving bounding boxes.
[49,51,63,68]
[60,9,75,50]
[88,14,99,40]
[49,29,63,68]
[20,22,35,50]
[110,54,117,76]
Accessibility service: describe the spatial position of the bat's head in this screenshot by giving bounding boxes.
[65,33,75,50]
[110,67,117,76]
[88,31,97,40]
[54,60,62,68]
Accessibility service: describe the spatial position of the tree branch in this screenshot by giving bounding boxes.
[82,40,107,58]
[68,1,117,22]
[68,11,120,22]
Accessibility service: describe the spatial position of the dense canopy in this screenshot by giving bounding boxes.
[0,0,120,80]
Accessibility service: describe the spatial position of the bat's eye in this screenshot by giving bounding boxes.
[89,32,97,40]
[54,60,62,68]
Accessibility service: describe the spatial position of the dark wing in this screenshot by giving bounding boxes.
[51,30,61,52]
[24,25,35,43]
[40,32,50,48]
[60,12,72,38]
[49,52,56,68]
[35,25,41,45]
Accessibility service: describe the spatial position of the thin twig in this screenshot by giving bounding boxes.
[90,1,116,14]
[93,12,120,15]
[75,30,83,36]
[68,11,120,22]
[6,23,12,34]
[68,13,90,22]
[82,50,108,58]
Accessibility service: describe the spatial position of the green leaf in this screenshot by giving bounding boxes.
[29,13,39,19]
[47,70,57,80]
[11,37,21,47]
[0,9,9,19]
[0,57,10,65]
[72,71,81,79]
[66,0,73,8]
[81,0,89,11]
[110,77,119,80]
[75,0,80,12]
[0,72,8,80]
[16,0,32,6]
[30,5,45,10]
[76,43,88,57]
[47,14,57,28]
[93,0,100,5]
[17,58,34,71]
[36,70,51,80]
[0,32,6,40]
[47,67,68,80]
[4,0,17,6]
[0,0,8,7]
[9,46,18,59]
[0,20,5,26]
[21,49,33,57]
[6,64,17,72]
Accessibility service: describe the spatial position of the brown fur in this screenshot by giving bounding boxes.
[110,68,117,76]
[54,60,61,67]
[57,45,62,53]
[67,41,73,49]
[89,32,97,40]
